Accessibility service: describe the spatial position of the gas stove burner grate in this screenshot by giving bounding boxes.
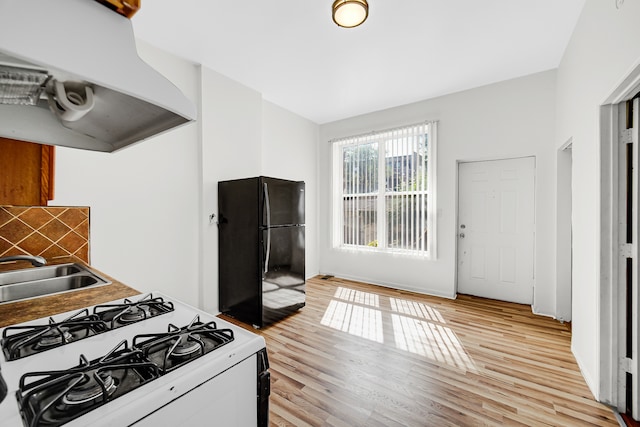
[16,340,160,427]
[61,370,117,406]
[133,315,235,373]
[35,327,74,349]
[1,309,109,360]
[170,339,202,358]
[93,293,174,328]
[119,305,152,323]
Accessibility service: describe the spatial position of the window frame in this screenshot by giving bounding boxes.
[331,121,437,258]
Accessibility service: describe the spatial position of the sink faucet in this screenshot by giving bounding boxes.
[0,255,47,267]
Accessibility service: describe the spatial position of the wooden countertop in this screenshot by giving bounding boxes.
[0,257,140,328]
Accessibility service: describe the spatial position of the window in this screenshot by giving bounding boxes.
[332,121,437,257]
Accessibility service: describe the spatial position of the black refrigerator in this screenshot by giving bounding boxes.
[218,176,305,328]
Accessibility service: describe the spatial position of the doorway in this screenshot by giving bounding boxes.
[457,157,536,304]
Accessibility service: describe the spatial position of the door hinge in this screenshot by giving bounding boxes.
[620,243,634,258]
[620,357,635,374]
[620,128,633,145]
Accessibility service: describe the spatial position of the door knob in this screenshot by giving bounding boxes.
[460,224,466,229]
[459,233,465,238]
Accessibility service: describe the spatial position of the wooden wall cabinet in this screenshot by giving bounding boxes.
[0,138,55,206]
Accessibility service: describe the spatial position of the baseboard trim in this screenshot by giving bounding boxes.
[318,271,456,300]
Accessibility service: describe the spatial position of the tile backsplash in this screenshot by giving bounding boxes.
[0,206,90,263]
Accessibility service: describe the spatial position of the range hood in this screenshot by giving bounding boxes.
[0,0,196,152]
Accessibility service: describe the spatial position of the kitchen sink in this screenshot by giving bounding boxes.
[0,263,111,304]
[0,264,83,286]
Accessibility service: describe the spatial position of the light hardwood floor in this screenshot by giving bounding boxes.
[221,276,618,426]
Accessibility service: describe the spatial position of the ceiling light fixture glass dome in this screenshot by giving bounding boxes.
[332,0,369,28]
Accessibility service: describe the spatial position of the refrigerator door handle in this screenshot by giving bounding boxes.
[263,182,271,274]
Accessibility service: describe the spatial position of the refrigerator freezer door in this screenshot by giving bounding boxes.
[261,178,305,227]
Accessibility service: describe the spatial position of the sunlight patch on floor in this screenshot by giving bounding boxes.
[391,314,476,371]
[333,287,380,307]
[389,297,445,323]
[321,288,476,370]
[321,300,384,343]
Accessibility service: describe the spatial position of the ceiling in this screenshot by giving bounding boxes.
[132,0,585,124]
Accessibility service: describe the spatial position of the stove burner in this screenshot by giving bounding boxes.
[133,315,234,373]
[1,309,108,360]
[16,341,160,427]
[35,327,74,349]
[93,293,174,329]
[169,338,202,358]
[62,371,117,406]
[119,306,151,323]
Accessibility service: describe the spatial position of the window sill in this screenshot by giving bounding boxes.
[335,245,434,260]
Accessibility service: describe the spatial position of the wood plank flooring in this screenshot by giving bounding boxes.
[220,276,619,426]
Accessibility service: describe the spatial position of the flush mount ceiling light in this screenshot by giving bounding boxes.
[332,0,369,28]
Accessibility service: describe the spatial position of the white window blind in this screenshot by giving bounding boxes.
[332,121,437,257]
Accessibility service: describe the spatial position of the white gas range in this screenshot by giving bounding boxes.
[0,292,270,426]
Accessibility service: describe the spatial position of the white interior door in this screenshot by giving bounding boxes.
[457,157,535,304]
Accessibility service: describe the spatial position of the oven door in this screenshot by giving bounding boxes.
[132,355,258,426]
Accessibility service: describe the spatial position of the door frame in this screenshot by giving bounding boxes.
[556,139,573,323]
[454,156,537,304]
[599,60,640,415]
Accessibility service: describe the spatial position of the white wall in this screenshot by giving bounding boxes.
[52,40,201,307]
[556,0,640,400]
[319,71,558,313]
[199,67,263,314]
[53,42,320,315]
[261,101,320,278]
[199,74,321,314]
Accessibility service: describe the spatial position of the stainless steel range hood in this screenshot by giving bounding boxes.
[0,0,196,153]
